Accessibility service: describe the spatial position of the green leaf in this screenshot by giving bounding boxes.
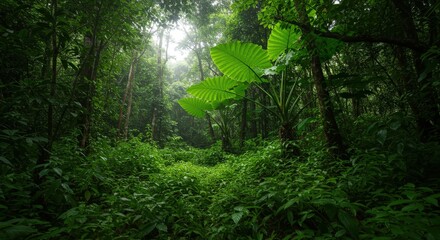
[231,212,243,224]
[377,129,387,144]
[282,198,297,210]
[211,42,271,82]
[84,191,91,201]
[338,210,359,239]
[401,203,424,212]
[389,121,401,130]
[267,24,300,60]
[39,169,49,177]
[388,199,412,207]
[335,229,346,238]
[287,211,294,225]
[61,183,73,194]
[187,76,238,101]
[156,223,168,232]
[53,167,62,176]
[140,223,156,236]
[234,206,245,211]
[296,117,314,132]
[3,224,37,238]
[0,156,12,166]
[178,98,212,118]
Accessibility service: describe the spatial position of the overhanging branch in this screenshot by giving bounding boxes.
[277,17,428,52]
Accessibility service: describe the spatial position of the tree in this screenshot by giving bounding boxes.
[292,0,348,158]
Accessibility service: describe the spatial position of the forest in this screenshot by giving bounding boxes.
[1,0,440,239]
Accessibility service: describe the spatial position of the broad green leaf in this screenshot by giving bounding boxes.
[268,24,300,60]
[232,82,248,99]
[178,98,212,118]
[187,76,237,101]
[231,212,243,224]
[211,42,271,82]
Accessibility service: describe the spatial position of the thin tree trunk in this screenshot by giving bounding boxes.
[77,0,105,150]
[239,97,247,148]
[249,87,258,138]
[117,70,131,136]
[260,86,269,139]
[123,54,137,139]
[294,0,348,159]
[78,38,103,149]
[152,29,165,142]
[194,41,216,141]
[47,0,58,151]
[34,0,58,214]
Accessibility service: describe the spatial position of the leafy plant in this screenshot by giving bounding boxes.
[179,24,307,156]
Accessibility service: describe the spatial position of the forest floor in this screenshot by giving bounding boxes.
[2,137,440,239]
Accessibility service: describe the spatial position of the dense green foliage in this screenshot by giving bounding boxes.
[2,128,440,239]
[1,0,440,239]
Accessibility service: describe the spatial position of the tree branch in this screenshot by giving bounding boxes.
[277,17,428,52]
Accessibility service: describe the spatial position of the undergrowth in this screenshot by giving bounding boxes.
[1,129,440,239]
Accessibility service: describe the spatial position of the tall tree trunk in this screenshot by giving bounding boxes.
[392,0,440,141]
[77,1,104,150]
[123,54,137,139]
[294,0,348,159]
[118,52,137,139]
[152,29,166,142]
[47,0,58,153]
[194,42,216,141]
[78,36,103,149]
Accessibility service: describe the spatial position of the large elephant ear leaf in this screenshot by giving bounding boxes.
[267,24,301,60]
[178,98,212,118]
[187,76,238,101]
[210,42,271,82]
